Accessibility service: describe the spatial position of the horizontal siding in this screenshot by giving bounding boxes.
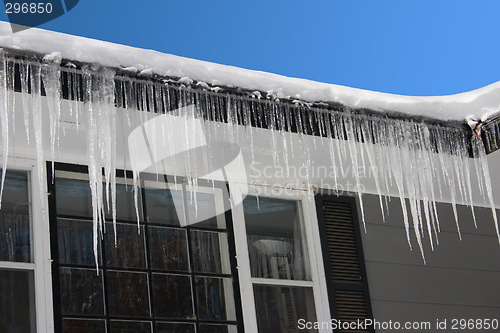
[361,223,500,271]
[357,194,500,330]
[366,261,500,307]
[371,301,500,333]
[362,195,499,237]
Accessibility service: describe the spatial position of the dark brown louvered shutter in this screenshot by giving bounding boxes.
[315,195,374,333]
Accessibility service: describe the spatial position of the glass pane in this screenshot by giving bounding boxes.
[152,274,193,319]
[107,271,150,317]
[62,319,106,333]
[186,192,223,229]
[195,277,235,321]
[56,177,142,221]
[0,213,31,262]
[55,177,93,218]
[110,321,151,333]
[0,171,31,263]
[149,227,189,271]
[60,268,104,315]
[145,188,222,228]
[191,231,230,274]
[105,183,141,221]
[105,223,146,268]
[144,188,181,226]
[0,269,36,333]
[243,196,310,280]
[58,219,100,265]
[0,171,29,214]
[253,285,317,332]
[199,324,237,333]
[156,322,195,333]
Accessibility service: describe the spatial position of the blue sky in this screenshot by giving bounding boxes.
[1,0,499,96]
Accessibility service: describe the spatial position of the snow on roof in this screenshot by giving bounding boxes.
[0,21,499,122]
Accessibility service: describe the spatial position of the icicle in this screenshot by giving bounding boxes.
[6,60,15,157]
[324,113,339,190]
[41,60,62,180]
[343,113,366,232]
[1,52,498,268]
[20,62,31,144]
[388,123,412,249]
[30,64,46,217]
[472,137,500,242]
[437,134,462,240]
[0,51,9,207]
[461,149,477,227]
[83,68,102,268]
[279,105,290,179]
[82,66,118,266]
[361,119,385,221]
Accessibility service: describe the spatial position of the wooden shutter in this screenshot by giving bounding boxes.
[315,195,374,333]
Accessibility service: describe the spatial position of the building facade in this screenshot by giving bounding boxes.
[0,25,500,333]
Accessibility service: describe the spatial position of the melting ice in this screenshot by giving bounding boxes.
[0,53,498,265]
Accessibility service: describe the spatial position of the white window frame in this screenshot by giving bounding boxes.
[229,183,332,333]
[0,158,54,333]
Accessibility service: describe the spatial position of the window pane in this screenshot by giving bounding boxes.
[56,177,142,221]
[55,177,93,218]
[60,268,104,315]
[186,192,223,229]
[105,184,141,221]
[195,277,235,321]
[191,230,230,274]
[62,319,106,333]
[58,219,100,265]
[243,196,310,280]
[149,227,189,271]
[144,188,181,226]
[199,324,237,333]
[152,274,193,319]
[0,269,36,333]
[107,271,150,317]
[253,285,317,332]
[145,188,223,229]
[0,213,31,262]
[0,171,31,263]
[0,171,29,214]
[156,322,195,333]
[110,321,151,333]
[105,223,146,268]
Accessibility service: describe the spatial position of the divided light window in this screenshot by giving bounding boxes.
[241,193,320,332]
[48,166,242,333]
[0,170,36,333]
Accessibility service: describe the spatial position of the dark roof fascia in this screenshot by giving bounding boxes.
[480,113,500,154]
[1,47,476,154]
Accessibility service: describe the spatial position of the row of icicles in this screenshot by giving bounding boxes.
[0,52,498,266]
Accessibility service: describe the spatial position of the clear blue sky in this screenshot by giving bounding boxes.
[1,0,499,96]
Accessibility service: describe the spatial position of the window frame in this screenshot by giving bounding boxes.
[0,158,55,333]
[229,183,332,332]
[47,163,245,333]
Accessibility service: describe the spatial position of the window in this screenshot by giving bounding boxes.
[231,186,331,332]
[244,196,317,331]
[0,170,36,333]
[48,166,243,333]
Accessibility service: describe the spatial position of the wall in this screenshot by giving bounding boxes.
[359,193,500,333]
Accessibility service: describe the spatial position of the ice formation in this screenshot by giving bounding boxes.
[0,52,498,264]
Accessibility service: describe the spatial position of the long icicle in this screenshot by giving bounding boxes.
[0,51,9,207]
